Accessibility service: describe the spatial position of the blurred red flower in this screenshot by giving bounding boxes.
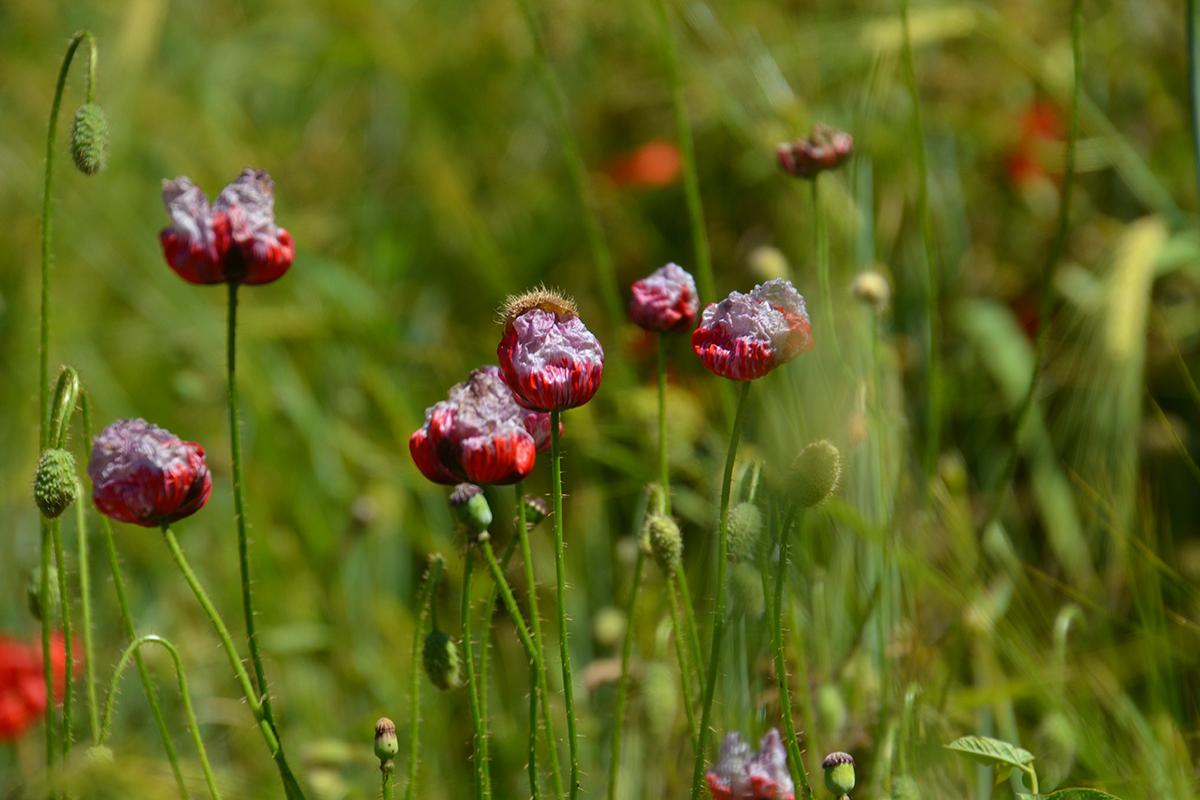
[0,633,82,741]
[604,140,682,188]
[1006,100,1064,188]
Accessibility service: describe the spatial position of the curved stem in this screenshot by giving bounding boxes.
[99,636,222,799]
[666,579,697,742]
[73,490,98,743]
[405,557,443,800]
[549,411,582,799]
[606,546,645,800]
[50,520,74,763]
[771,509,814,799]
[689,381,752,800]
[461,553,487,800]
[160,526,304,799]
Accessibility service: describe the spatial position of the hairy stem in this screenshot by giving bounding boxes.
[549,411,582,799]
[461,553,487,800]
[50,520,74,765]
[73,491,98,743]
[667,578,698,741]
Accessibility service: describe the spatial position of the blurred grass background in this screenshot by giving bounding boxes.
[4,0,1200,797]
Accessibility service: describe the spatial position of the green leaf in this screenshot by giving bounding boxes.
[1042,790,1123,800]
[945,735,1035,772]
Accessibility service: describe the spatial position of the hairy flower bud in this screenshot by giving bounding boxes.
[644,513,682,575]
[822,751,856,796]
[423,629,462,691]
[34,449,79,519]
[727,502,764,563]
[70,104,109,175]
[374,717,399,762]
[27,563,60,623]
[449,483,493,535]
[497,288,604,412]
[789,440,842,508]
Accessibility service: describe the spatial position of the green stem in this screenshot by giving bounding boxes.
[656,337,671,513]
[50,520,73,764]
[771,509,814,800]
[73,489,99,743]
[606,545,645,800]
[382,766,395,800]
[812,177,839,357]
[83,394,190,798]
[674,570,704,696]
[653,0,714,303]
[99,636,222,800]
[405,557,444,800]
[40,519,56,788]
[666,578,698,742]
[461,552,487,800]
[549,411,582,799]
[689,381,752,800]
[161,526,305,799]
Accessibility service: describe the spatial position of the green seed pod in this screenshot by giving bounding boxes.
[822,751,856,796]
[789,440,842,509]
[449,483,492,536]
[816,683,848,737]
[592,606,626,651]
[27,562,61,622]
[727,502,763,562]
[374,717,399,761]
[641,662,678,740]
[643,513,682,575]
[34,449,79,518]
[729,562,765,618]
[70,103,110,175]
[422,629,462,691]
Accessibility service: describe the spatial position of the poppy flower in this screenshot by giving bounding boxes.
[692,279,812,381]
[88,418,212,528]
[0,633,81,741]
[160,168,295,285]
[410,366,555,486]
[777,124,854,180]
[629,262,699,333]
[604,140,682,188]
[497,289,605,412]
[706,729,795,800]
[1005,100,1064,188]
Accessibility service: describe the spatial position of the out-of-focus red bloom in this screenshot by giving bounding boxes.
[629,262,699,333]
[88,419,212,528]
[497,289,604,412]
[692,279,812,381]
[777,124,854,180]
[705,729,795,800]
[0,633,81,741]
[160,168,295,285]
[409,366,555,486]
[1006,100,1064,187]
[604,140,682,188]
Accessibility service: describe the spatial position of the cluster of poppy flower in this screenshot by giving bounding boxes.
[0,634,77,741]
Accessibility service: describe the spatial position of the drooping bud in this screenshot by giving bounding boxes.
[789,440,842,508]
[850,270,890,314]
[727,502,764,562]
[34,449,79,518]
[643,514,682,575]
[822,751,856,796]
[374,717,399,762]
[49,366,80,449]
[70,103,110,175]
[449,483,492,536]
[730,562,765,618]
[27,562,61,622]
[422,629,462,691]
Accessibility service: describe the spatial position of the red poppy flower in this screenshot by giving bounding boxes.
[88,419,212,528]
[409,366,554,486]
[604,140,682,188]
[629,262,699,333]
[1005,100,1064,188]
[497,289,604,412]
[692,279,812,381]
[706,730,795,800]
[160,168,294,285]
[777,124,854,180]
[0,633,81,741]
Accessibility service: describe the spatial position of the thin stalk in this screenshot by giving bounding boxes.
[83,394,190,797]
[50,520,73,762]
[674,571,704,694]
[405,556,444,800]
[978,0,1082,534]
[606,546,645,800]
[73,490,98,743]
[382,766,395,800]
[656,337,671,512]
[100,636,222,800]
[40,520,55,785]
[689,381,752,800]
[666,579,698,741]
[812,177,839,356]
[475,531,520,800]
[653,0,714,302]
[771,509,814,800]
[160,526,305,799]
[461,553,487,800]
[549,411,582,799]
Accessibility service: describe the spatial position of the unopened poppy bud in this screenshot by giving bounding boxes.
[643,513,682,575]
[374,717,399,762]
[27,563,61,622]
[822,751,856,796]
[790,440,842,508]
[522,495,550,528]
[850,270,890,313]
[34,449,78,519]
[730,562,765,618]
[423,629,462,691]
[727,502,763,562]
[449,483,492,535]
[70,103,109,175]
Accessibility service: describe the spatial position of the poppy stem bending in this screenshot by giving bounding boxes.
[689,380,752,800]
[548,410,582,800]
[460,552,488,800]
[160,526,305,799]
[772,507,815,800]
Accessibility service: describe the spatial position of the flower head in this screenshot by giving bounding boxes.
[706,729,795,800]
[629,263,699,333]
[692,279,812,380]
[160,168,295,285]
[88,419,212,528]
[0,633,81,741]
[822,751,856,796]
[777,124,854,179]
[410,366,554,485]
[498,289,604,412]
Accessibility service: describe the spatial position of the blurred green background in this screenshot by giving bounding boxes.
[4,0,1200,797]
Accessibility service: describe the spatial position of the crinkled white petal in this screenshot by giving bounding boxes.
[162,177,216,250]
[509,310,604,373]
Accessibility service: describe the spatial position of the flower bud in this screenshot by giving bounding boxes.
[374,717,399,762]
[522,495,550,528]
[850,270,890,313]
[423,629,462,691]
[70,103,110,175]
[27,563,61,622]
[789,440,842,508]
[822,751,856,796]
[34,449,79,519]
[643,513,682,575]
[730,562,765,618]
[727,502,763,562]
[449,483,492,536]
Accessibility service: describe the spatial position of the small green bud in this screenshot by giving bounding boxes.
[641,662,678,740]
[727,502,763,562]
[449,483,492,536]
[70,103,110,175]
[729,562,765,618]
[592,606,626,650]
[34,449,79,518]
[422,629,462,691]
[822,751,856,796]
[643,514,682,575]
[789,440,842,508]
[27,563,61,622]
[374,717,399,762]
